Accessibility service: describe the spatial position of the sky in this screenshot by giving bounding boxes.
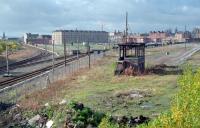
[0,0,200,37]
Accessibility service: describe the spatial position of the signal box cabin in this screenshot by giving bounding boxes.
[115,43,145,75]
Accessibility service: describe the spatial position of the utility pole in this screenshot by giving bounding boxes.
[52,40,55,74]
[6,43,9,75]
[64,38,67,67]
[185,25,187,50]
[125,12,128,43]
[87,41,91,69]
[77,39,79,70]
[77,39,79,59]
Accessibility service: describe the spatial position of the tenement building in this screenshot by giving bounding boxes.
[52,30,109,45]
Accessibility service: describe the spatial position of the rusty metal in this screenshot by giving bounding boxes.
[115,43,145,75]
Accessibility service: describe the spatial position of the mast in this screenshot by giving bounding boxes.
[125,12,128,43]
[185,25,187,50]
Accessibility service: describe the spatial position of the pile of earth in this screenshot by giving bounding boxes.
[145,64,182,75]
[115,63,181,76]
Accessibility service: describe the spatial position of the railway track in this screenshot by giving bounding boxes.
[0,49,104,73]
[0,55,74,72]
[0,51,52,73]
[0,54,87,88]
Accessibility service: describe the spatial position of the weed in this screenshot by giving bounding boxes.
[137,67,200,128]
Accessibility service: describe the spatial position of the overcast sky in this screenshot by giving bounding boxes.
[0,0,200,36]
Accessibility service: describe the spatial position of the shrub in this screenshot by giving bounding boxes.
[0,41,6,54]
[40,106,54,119]
[68,101,106,127]
[98,117,119,128]
[0,41,20,54]
[0,45,4,54]
[137,67,200,128]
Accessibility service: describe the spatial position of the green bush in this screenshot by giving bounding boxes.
[40,106,55,119]
[0,41,21,54]
[0,45,3,54]
[0,41,6,54]
[98,117,119,128]
[138,67,200,128]
[68,101,105,127]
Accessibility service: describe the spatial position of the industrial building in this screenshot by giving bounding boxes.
[24,33,52,44]
[52,30,109,45]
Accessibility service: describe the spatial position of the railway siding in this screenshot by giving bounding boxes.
[0,52,105,103]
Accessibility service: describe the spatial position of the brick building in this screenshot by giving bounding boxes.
[148,31,168,42]
[52,30,109,45]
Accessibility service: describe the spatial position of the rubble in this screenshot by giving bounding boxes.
[46,120,54,128]
[28,114,40,126]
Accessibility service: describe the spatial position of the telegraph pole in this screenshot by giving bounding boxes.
[77,39,79,59]
[6,43,9,75]
[64,38,67,67]
[185,25,187,50]
[52,40,55,73]
[125,12,128,43]
[77,39,79,70]
[88,41,91,69]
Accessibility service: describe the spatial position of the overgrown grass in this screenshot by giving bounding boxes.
[59,55,178,118]
[136,67,200,128]
[15,45,200,127]
[19,52,179,120]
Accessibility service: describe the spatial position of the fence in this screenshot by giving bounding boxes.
[0,51,106,103]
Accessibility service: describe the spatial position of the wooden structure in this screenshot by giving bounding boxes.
[115,43,145,75]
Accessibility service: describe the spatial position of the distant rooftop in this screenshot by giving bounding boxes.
[53,30,108,33]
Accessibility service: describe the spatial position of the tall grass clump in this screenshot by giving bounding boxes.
[138,67,200,128]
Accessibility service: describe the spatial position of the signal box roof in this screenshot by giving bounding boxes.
[118,42,145,47]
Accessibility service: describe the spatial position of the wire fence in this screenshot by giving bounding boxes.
[0,51,106,103]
